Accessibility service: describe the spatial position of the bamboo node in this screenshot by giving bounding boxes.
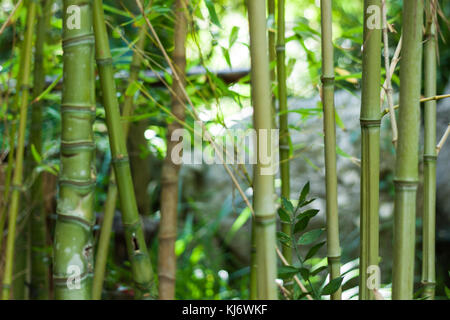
[62,33,94,49]
[96,57,113,66]
[276,45,286,52]
[254,214,276,225]
[393,179,418,190]
[320,76,335,85]
[360,118,381,127]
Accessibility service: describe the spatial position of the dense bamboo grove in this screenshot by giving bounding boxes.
[0,0,449,301]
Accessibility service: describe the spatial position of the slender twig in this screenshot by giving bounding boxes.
[381,94,450,117]
[276,247,313,300]
[380,36,402,107]
[436,124,450,156]
[381,0,398,147]
[0,0,23,36]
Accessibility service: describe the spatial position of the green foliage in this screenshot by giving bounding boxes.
[276,182,343,299]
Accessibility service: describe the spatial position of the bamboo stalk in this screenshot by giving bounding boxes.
[93,0,155,299]
[320,0,341,300]
[52,0,96,300]
[359,0,382,301]
[268,0,276,126]
[277,0,292,267]
[1,0,37,300]
[158,0,188,300]
[92,18,148,301]
[249,222,258,299]
[421,0,437,300]
[29,0,52,300]
[247,0,277,300]
[392,0,423,300]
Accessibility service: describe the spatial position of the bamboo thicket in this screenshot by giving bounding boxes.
[320,0,341,300]
[53,0,96,300]
[247,0,277,300]
[392,0,423,300]
[359,0,382,300]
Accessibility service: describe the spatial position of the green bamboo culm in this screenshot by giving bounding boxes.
[248,0,278,300]
[267,0,276,126]
[359,0,382,300]
[277,0,292,267]
[1,0,37,300]
[29,0,53,300]
[421,0,437,300]
[158,0,188,300]
[52,0,96,300]
[392,0,423,300]
[92,20,148,300]
[319,0,341,300]
[93,0,155,299]
[249,222,258,299]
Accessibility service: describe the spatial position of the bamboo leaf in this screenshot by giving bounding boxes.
[445,286,450,299]
[311,265,328,276]
[221,46,231,69]
[294,209,319,234]
[276,231,292,247]
[30,144,42,164]
[125,80,140,97]
[299,268,310,281]
[298,182,310,206]
[321,277,343,296]
[281,196,294,214]
[204,0,221,28]
[277,207,291,224]
[278,266,300,279]
[304,241,326,261]
[229,26,239,48]
[297,229,323,245]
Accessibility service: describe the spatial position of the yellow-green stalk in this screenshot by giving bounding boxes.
[93,0,155,299]
[392,0,423,300]
[248,0,277,300]
[421,0,437,300]
[359,0,382,300]
[320,0,341,300]
[1,0,37,300]
[53,0,96,299]
[92,18,148,301]
[158,0,188,300]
